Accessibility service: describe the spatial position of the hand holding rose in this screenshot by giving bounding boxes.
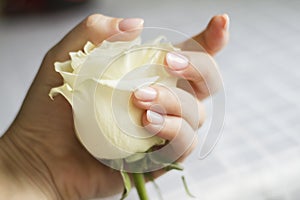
[0,14,229,200]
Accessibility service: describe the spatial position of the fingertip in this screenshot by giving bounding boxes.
[118,18,144,32]
[200,14,230,55]
[142,112,163,136]
[210,14,230,32]
[134,86,157,101]
[146,110,164,125]
[107,17,144,42]
[166,52,189,71]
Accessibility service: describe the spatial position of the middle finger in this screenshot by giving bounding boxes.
[132,85,205,129]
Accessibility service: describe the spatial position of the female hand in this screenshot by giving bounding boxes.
[0,14,229,200]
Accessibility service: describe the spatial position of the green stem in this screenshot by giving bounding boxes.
[132,173,149,200]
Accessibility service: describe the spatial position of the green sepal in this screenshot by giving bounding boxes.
[181,176,196,198]
[165,162,184,171]
[120,170,132,200]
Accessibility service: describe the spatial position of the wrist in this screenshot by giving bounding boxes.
[0,128,60,200]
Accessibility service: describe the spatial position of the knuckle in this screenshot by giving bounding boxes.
[83,14,103,30]
[82,14,121,43]
[44,46,58,63]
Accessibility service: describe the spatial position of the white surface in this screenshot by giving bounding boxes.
[1,0,300,199]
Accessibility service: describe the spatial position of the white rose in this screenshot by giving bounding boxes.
[49,37,179,160]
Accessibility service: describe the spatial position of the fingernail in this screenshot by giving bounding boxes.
[134,87,157,101]
[166,52,189,70]
[119,18,144,31]
[222,14,230,31]
[146,110,164,124]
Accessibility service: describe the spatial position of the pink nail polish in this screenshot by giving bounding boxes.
[146,110,164,124]
[134,87,157,101]
[119,18,144,31]
[166,52,189,70]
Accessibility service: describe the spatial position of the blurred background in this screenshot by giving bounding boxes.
[1,0,300,199]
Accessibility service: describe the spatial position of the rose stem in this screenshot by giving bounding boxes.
[132,173,149,200]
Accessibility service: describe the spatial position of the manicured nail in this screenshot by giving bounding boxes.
[166,52,189,70]
[134,87,157,101]
[119,18,144,31]
[222,14,230,30]
[147,110,164,124]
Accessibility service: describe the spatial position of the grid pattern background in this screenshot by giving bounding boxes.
[0,0,300,199]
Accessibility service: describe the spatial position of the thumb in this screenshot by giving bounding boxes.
[193,14,230,55]
[179,14,229,55]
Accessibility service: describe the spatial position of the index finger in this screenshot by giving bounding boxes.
[50,14,144,62]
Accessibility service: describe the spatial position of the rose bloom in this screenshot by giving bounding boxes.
[50,37,179,160]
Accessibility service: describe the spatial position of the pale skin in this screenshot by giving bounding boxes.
[0,14,229,200]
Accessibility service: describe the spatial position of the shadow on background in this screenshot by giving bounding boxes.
[0,0,91,17]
